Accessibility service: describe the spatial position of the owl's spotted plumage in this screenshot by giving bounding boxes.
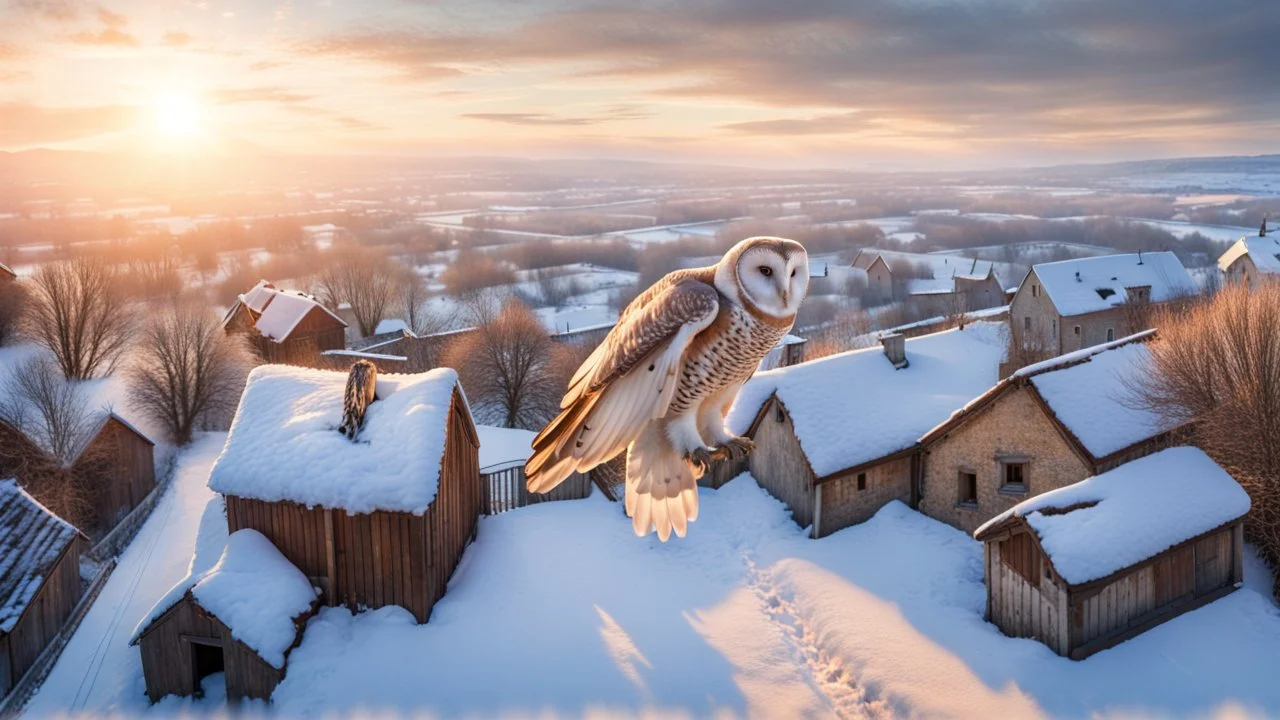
[526,237,809,541]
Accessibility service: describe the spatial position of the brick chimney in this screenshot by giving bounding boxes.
[880,333,908,369]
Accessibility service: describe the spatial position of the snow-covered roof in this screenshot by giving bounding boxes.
[727,323,1004,477]
[209,365,468,514]
[1030,252,1195,317]
[477,425,536,470]
[254,290,344,342]
[1217,234,1280,274]
[375,318,409,335]
[239,280,277,313]
[975,447,1250,585]
[321,349,408,362]
[131,529,317,668]
[0,479,82,634]
[1024,335,1177,458]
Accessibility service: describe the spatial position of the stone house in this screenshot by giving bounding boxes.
[1217,222,1279,288]
[1007,252,1194,366]
[724,323,1004,537]
[918,332,1184,534]
[909,266,1007,318]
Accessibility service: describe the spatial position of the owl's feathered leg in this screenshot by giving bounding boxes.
[627,418,701,541]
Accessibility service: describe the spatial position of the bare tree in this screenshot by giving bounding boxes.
[314,248,399,338]
[396,266,447,336]
[0,356,93,464]
[25,257,134,380]
[127,303,253,445]
[1130,284,1280,598]
[0,279,27,346]
[440,299,561,429]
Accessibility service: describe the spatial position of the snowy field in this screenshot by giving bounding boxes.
[23,435,1280,717]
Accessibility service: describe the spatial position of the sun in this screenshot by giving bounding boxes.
[152,92,205,140]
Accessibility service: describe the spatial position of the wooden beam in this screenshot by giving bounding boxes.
[324,508,337,604]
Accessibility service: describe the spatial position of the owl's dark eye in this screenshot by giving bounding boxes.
[790,269,796,278]
[759,266,773,277]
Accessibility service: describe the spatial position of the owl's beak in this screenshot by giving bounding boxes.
[781,288,790,307]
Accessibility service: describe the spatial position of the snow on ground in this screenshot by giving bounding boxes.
[273,477,1280,718]
[24,433,228,716]
[22,460,1280,717]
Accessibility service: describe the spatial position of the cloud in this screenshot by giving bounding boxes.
[161,31,191,46]
[210,86,313,105]
[12,0,80,22]
[0,103,139,147]
[68,27,140,46]
[461,112,601,127]
[95,6,125,27]
[300,0,1280,151]
[249,60,286,71]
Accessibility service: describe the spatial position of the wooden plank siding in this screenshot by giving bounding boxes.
[246,306,346,367]
[985,521,1244,660]
[222,387,480,626]
[0,537,84,698]
[746,397,816,531]
[480,465,593,515]
[136,597,295,703]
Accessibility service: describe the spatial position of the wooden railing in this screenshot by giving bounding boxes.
[480,462,594,515]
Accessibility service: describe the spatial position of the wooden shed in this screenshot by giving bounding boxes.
[207,364,481,623]
[974,447,1249,660]
[132,529,318,703]
[70,412,156,534]
[0,478,86,699]
[222,280,347,366]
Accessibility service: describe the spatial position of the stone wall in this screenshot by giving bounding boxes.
[919,386,1091,534]
[817,455,913,537]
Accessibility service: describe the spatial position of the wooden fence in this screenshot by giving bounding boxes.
[480,463,594,515]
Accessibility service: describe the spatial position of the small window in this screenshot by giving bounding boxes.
[958,471,977,506]
[856,472,867,491]
[1023,316,1031,331]
[1096,288,1116,300]
[1073,325,1080,336]
[1031,284,1039,298]
[1106,328,1115,342]
[775,403,785,423]
[1000,460,1028,494]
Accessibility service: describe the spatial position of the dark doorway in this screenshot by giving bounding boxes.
[190,640,225,698]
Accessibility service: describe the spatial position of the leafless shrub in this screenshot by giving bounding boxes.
[0,280,27,346]
[441,248,517,298]
[440,299,562,429]
[24,257,134,380]
[124,254,183,300]
[0,356,93,464]
[314,248,399,337]
[395,266,448,336]
[127,303,253,445]
[1130,283,1280,598]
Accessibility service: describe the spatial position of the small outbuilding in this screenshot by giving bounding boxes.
[222,280,347,366]
[974,447,1249,660]
[0,478,87,699]
[207,364,481,623]
[70,412,157,534]
[132,529,318,703]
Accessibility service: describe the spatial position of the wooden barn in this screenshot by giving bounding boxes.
[1,412,155,537]
[222,280,347,366]
[131,529,318,703]
[974,447,1249,660]
[723,325,1003,537]
[207,364,481,623]
[0,478,86,699]
[70,412,156,534]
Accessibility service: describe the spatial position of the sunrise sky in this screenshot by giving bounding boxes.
[2,0,1277,169]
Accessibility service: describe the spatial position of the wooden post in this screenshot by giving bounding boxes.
[1231,521,1245,584]
[812,485,822,539]
[323,509,337,605]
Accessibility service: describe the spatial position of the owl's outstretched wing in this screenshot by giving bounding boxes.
[525,276,719,493]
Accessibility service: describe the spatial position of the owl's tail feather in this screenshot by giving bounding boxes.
[626,423,699,542]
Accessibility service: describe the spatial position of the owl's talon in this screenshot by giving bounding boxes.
[721,437,756,461]
[685,446,716,473]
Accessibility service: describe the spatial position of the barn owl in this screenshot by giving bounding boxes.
[526,237,809,541]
